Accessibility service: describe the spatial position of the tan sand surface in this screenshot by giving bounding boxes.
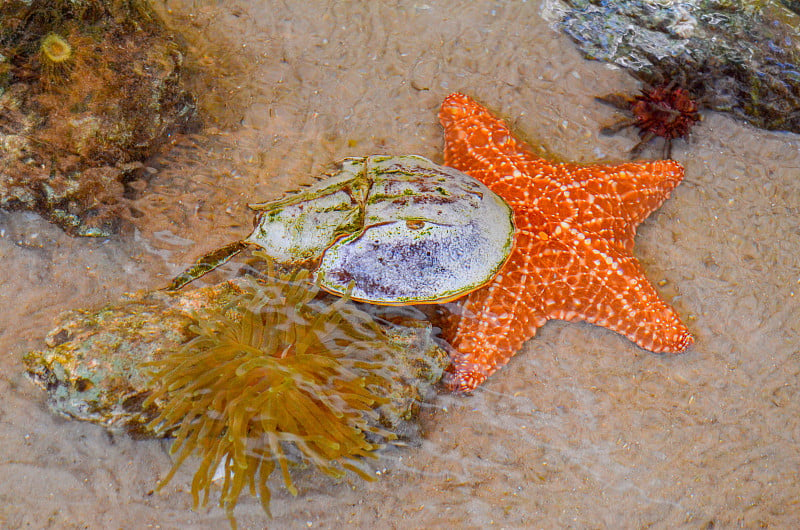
[1,1,798,527]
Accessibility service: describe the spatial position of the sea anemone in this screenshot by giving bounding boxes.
[142,263,400,527]
[40,33,73,64]
[597,83,701,159]
[38,32,75,86]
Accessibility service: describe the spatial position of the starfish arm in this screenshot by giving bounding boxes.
[440,92,558,191]
[565,160,686,240]
[538,236,694,354]
[443,260,547,392]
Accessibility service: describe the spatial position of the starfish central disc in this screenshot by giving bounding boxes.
[439,93,693,392]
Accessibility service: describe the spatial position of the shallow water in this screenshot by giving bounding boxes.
[2,0,800,527]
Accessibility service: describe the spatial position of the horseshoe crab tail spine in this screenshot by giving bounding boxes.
[164,241,251,291]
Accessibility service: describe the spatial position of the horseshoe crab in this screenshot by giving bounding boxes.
[167,155,515,305]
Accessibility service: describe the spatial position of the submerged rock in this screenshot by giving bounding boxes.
[0,0,200,236]
[24,276,447,437]
[25,281,239,435]
[544,0,800,133]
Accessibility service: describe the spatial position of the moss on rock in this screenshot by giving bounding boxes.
[0,0,201,235]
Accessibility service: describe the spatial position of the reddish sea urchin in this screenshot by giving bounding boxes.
[598,83,701,159]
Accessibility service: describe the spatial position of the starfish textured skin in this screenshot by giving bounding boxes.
[439,93,693,392]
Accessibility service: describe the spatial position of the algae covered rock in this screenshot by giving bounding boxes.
[0,0,201,236]
[24,281,242,435]
[544,0,800,133]
[24,275,447,436]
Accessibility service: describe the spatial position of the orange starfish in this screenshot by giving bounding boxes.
[439,93,693,392]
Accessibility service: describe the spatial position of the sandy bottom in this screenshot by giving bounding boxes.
[2,0,799,527]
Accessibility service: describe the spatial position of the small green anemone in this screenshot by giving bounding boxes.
[142,264,399,526]
[38,33,74,86]
[40,33,73,64]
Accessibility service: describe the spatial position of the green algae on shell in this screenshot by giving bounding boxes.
[142,267,404,523]
[167,155,515,306]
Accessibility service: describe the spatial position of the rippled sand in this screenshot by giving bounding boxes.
[2,1,798,527]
